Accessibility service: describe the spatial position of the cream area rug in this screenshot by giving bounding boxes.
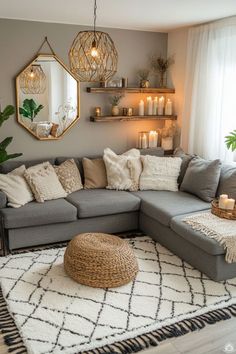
[1,236,236,354]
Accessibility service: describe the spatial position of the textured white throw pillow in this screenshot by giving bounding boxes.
[0,165,34,208]
[24,162,67,203]
[140,156,182,191]
[103,148,142,191]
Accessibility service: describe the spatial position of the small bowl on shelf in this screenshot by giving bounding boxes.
[211,199,236,220]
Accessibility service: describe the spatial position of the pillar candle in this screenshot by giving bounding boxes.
[138,100,144,116]
[165,99,172,115]
[147,96,153,115]
[141,134,148,148]
[219,194,228,209]
[148,131,158,148]
[226,199,235,210]
[153,97,158,115]
[158,96,164,115]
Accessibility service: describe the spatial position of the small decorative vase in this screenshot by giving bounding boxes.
[159,72,167,88]
[112,105,119,116]
[161,136,173,151]
[140,79,150,88]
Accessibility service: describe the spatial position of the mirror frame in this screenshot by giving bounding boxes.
[15,54,80,140]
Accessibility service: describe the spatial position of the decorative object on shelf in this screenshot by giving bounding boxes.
[158,96,165,115]
[138,131,149,149]
[16,38,79,140]
[148,130,158,148]
[146,96,153,115]
[121,77,128,88]
[0,104,22,163]
[151,54,175,88]
[165,98,173,115]
[19,64,46,94]
[225,130,236,151]
[138,100,144,116]
[94,107,101,117]
[69,0,118,82]
[161,122,177,151]
[19,99,44,122]
[137,69,150,88]
[107,78,122,88]
[109,95,123,116]
[123,107,133,116]
[211,199,236,220]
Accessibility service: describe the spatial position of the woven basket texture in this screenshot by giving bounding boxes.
[64,233,138,288]
[211,199,236,220]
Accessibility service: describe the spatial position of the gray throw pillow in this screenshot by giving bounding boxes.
[173,147,195,186]
[180,157,221,202]
[217,163,236,199]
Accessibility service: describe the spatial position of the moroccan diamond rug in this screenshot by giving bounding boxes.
[1,236,236,354]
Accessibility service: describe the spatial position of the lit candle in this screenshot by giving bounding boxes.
[139,100,144,116]
[141,134,148,148]
[226,199,235,210]
[165,99,172,115]
[148,131,158,148]
[158,96,164,115]
[153,97,158,115]
[147,96,153,115]
[219,194,228,209]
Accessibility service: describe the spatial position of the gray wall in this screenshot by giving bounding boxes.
[0,19,167,160]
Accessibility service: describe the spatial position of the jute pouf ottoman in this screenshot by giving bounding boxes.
[64,233,138,288]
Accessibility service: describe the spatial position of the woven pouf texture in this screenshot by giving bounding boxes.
[64,233,139,288]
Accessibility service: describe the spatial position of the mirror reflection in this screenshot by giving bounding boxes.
[16,54,79,140]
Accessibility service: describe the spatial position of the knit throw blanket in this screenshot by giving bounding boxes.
[183,211,236,263]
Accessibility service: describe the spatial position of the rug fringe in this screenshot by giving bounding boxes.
[0,288,27,353]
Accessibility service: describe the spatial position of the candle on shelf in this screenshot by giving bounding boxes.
[219,194,228,209]
[153,97,158,115]
[226,198,235,210]
[158,96,164,115]
[138,132,148,149]
[147,96,153,115]
[165,98,172,115]
[94,107,101,117]
[138,100,144,116]
[148,130,158,148]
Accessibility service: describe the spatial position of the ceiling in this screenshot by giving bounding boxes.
[1,0,236,32]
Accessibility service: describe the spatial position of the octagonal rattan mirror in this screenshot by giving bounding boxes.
[16,54,80,140]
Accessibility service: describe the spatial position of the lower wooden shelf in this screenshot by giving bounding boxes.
[90,115,177,122]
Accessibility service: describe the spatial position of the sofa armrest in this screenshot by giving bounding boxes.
[0,191,7,209]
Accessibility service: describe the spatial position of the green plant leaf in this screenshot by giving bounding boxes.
[2,105,15,117]
[0,152,22,164]
[19,99,44,121]
[0,137,13,150]
[34,104,44,116]
[225,130,236,151]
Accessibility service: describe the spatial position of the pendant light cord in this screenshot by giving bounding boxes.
[93,0,97,38]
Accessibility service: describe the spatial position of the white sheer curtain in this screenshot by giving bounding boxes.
[182,17,236,162]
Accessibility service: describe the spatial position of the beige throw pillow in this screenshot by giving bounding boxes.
[140,156,182,191]
[24,162,67,203]
[83,158,107,189]
[0,165,34,208]
[54,159,83,194]
[103,148,142,191]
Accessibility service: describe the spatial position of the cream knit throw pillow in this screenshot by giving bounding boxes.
[140,156,182,191]
[24,162,67,202]
[0,165,34,208]
[103,148,142,191]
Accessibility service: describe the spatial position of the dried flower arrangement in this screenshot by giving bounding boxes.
[150,54,175,87]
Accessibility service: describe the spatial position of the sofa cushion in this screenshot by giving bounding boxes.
[170,213,224,255]
[66,189,140,218]
[133,190,210,226]
[217,163,236,199]
[1,199,77,229]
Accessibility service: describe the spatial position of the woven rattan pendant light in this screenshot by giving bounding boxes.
[69,0,118,82]
[20,64,46,94]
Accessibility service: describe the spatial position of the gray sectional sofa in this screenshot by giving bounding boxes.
[0,151,236,282]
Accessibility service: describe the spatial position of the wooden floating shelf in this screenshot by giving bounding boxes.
[87,87,175,94]
[90,115,177,122]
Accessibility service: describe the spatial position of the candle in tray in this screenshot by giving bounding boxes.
[219,194,228,209]
[139,100,144,116]
[138,131,148,149]
[165,99,173,115]
[147,96,153,115]
[148,130,158,148]
[153,97,158,115]
[226,198,235,210]
[158,96,164,115]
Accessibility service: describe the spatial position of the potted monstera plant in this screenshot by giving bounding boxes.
[0,105,22,163]
[225,130,236,152]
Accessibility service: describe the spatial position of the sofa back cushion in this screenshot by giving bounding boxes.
[0,158,56,174]
[173,148,195,186]
[217,163,236,199]
[83,158,107,189]
[180,157,221,202]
